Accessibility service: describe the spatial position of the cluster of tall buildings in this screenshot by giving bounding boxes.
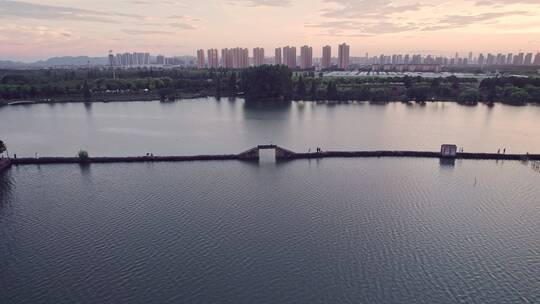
[196,48,251,69]
[220,48,250,69]
[108,51,196,67]
[358,52,540,67]
[253,48,265,67]
[107,48,540,70]
[155,55,194,66]
[195,43,351,70]
[196,49,222,69]
[109,52,150,66]
[282,46,297,68]
[477,52,540,66]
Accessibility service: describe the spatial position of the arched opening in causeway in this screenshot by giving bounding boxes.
[258,147,276,163]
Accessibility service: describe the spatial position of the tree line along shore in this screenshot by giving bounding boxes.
[1,66,540,106]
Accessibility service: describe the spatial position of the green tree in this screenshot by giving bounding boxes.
[240,65,293,101]
[407,86,430,102]
[78,150,90,163]
[296,76,306,97]
[82,81,92,102]
[326,82,338,100]
[369,88,389,102]
[310,81,317,99]
[0,140,6,155]
[509,89,530,105]
[430,78,441,89]
[158,88,176,101]
[215,76,222,98]
[228,72,237,95]
[486,85,497,104]
[457,88,480,105]
[525,85,540,103]
[403,75,413,89]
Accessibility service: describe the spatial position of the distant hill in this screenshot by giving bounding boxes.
[0,60,29,69]
[33,56,108,66]
[0,56,108,69]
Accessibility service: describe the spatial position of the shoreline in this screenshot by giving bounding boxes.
[2,96,536,107]
[1,92,211,106]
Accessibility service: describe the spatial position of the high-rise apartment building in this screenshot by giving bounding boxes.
[108,52,115,66]
[275,48,282,65]
[322,45,331,69]
[220,48,249,69]
[207,49,219,68]
[156,55,165,65]
[144,53,150,65]
[513,53,524,65]
[197,49,205,69]
[495,53,502,65]
[300,45,313,69]
[338,43,350,69]
[253,47,265,66]
[235,47,249,69]
[283,46,297,69]
[534,53,540,65]
[486,53,495,65]
[478,53,485,65]
[221,48,232,68]
[506,53,513,65]
[524,53,533,65]
[500,54,507,65]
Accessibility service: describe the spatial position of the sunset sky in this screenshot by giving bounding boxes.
[1,0,540,61]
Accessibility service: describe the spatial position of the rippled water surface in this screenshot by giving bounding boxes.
[1,159,538,303]
[1,99,540,156]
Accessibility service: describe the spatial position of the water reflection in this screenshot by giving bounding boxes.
[0,171,14,210]
[439,158,456,167]
[242,100,291,116]
[3,99,540,157]
[525,160,540,174]
[79,162,91,176]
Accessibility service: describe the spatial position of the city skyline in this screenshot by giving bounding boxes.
[1,0,540,62]
[108,47,540,69]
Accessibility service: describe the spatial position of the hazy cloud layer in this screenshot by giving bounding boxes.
[1,0,539,61]
[0,24,75,43]
[125,0,187,5]
[169,15,201,22]
[228,0,291,7]
[475,0,540,5]
[321,0,422,19]
[310,0,539,36]
[0,0,140,23]
[170,23,198,30]
[122,29,174,35]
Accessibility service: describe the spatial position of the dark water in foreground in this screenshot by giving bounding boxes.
[1,99,540,157]
[1,158,538,303]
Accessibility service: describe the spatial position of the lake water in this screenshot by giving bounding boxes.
[1,158,539,303]
[1,99,540,157]
[1,99,539,303]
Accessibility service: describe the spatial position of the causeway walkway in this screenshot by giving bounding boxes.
[1,145,539,173]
